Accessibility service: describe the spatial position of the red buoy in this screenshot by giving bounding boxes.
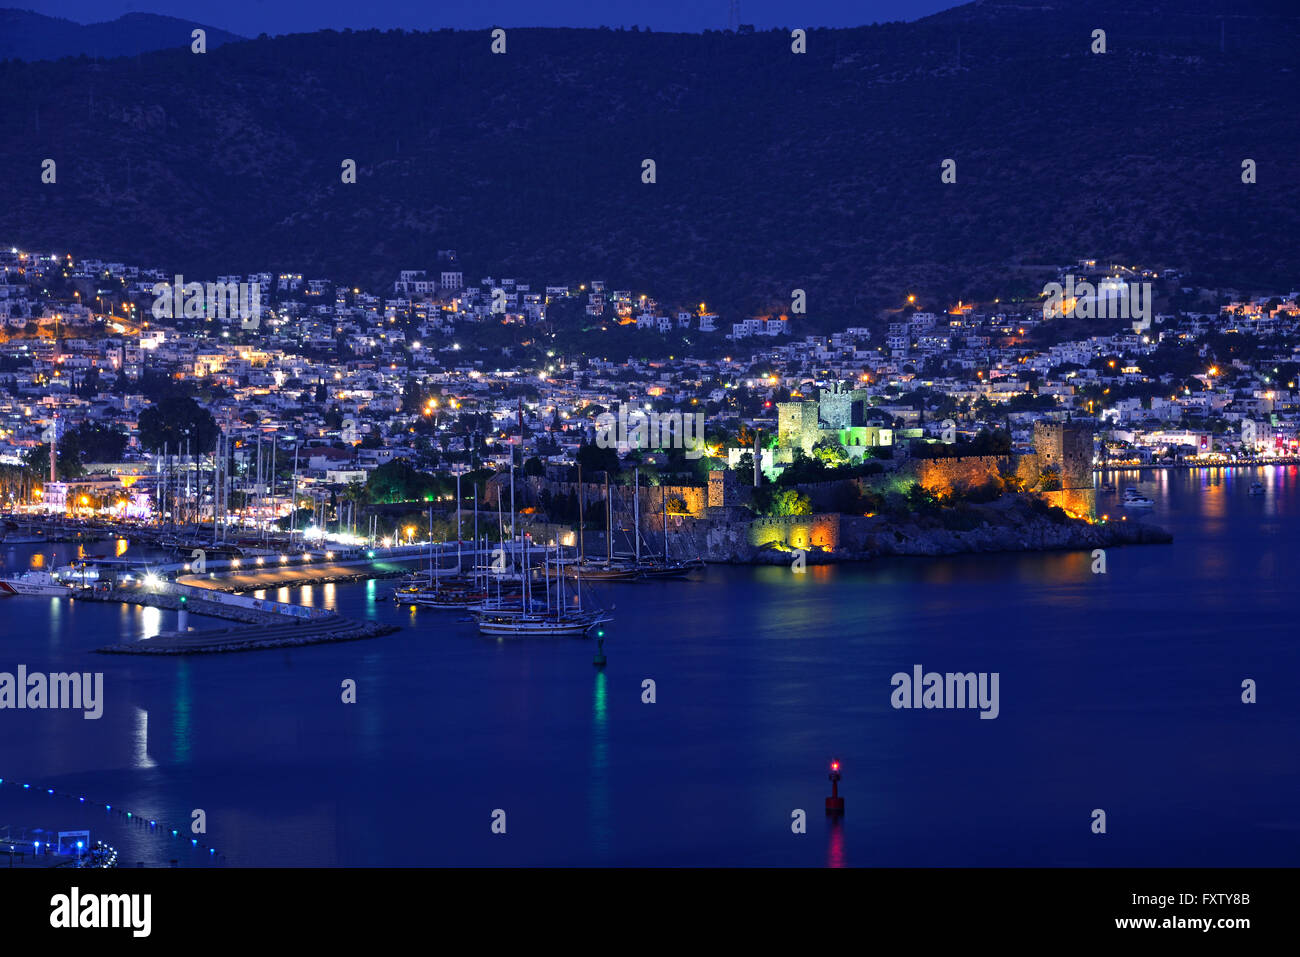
[825,760,844,816]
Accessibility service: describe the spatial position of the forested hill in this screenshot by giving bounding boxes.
[1,0,1296,329]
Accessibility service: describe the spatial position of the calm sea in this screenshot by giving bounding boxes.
[1,466,1297,866]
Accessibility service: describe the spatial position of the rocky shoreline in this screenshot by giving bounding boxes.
[694,495,1173,565]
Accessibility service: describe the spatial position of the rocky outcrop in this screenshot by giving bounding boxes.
[693,495,1171,565]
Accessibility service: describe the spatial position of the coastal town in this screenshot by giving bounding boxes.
[0,245,1293,547]
[0,0,1294,904]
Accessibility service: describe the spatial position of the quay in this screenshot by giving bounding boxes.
[82,586,293,626]
[1097,457,1300,472]
[176,557,418,593]
[87,577,401,655]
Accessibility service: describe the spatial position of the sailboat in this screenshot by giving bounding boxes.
[475,539,611,638]
[563,469,640,581]
[396,480,490,607]
[627,467,702,579]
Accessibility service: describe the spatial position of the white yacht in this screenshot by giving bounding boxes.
[1121,487,1155,508]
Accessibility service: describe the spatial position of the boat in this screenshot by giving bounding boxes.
[477,609,609,637]
[1099,483,1117,492]
[627,469,704,579]
[0,570,74,596]
[1248,482,1265,496]
[474,531,609,638]
[0,533,46,545]
[633,558,702,579]
[414,589,488,609]
[1121,487,1155,508]
[562,467,701,582]
[563,560,640,581]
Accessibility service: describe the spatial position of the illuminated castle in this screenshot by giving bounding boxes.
[775,383,893,459]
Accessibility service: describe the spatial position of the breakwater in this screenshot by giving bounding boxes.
[95,617,398,655]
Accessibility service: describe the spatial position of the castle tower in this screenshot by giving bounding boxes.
[1033,422,1094,489]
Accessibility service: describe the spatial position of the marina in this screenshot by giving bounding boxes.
[1,466,1295,866]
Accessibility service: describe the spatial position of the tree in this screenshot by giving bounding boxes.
[576,440,620,476]
[342,480,370,505]
[138,396,218,453]
[899,483,937,514]
[25,443,83,480]
[812,436,849,468]
[765,488,812,517]
[774,448,827,485]
[365,458,448,503]
[733,450,754,486]
[61,422,127,463]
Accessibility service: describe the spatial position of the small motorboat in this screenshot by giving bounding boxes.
[1121,487,1154,508]
[1248,482,1265,496]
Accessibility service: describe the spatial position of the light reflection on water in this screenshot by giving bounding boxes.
[0,466,1297,866]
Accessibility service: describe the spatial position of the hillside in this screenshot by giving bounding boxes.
[0,0,1297,330]
[0,9,244,61]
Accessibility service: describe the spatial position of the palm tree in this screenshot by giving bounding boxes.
[341,481,370,536]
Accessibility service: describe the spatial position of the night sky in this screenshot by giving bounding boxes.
[20,0,958,36]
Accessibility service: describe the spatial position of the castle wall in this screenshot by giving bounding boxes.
[488,476,708,518]
[746,513,841,551]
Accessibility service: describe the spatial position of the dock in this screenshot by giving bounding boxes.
[88,577,400,655]
[84,586,293,625]
[176,558,416,593]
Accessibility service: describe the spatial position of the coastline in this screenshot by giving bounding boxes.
[692,495,1172,565]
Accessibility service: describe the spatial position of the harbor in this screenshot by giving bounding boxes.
[0,467,1296,865]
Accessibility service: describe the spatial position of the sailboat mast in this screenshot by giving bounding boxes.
[634,467,640,565]
[577,463,584,563]
[664,486,669,564]
[290,442,299,543]
[456,471,462,573]
[605,475,611,565]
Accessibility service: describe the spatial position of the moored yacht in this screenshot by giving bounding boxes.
[1122,487,1155,508]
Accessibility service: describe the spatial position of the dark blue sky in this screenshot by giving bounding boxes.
[24,0,957,36]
